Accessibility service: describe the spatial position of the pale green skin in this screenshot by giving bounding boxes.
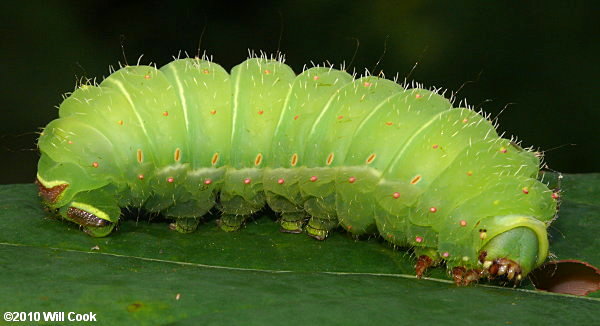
[37,57,557,276]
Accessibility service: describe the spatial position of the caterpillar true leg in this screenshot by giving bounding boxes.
[414,248,440,278]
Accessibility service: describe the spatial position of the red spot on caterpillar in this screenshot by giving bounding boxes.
[415,94,422,99]
[460,220,467,227]
[138,174,144,180]
[348,177,356,183]
[432,144,439,149]
[163,111,169,116]
[326,153,334,165]
[366,153,376,164]
[211,153,219,165]
[277,178,285,184]
[442,252,450,258]
[293,115,299,120]
[387,234,393,238]
[92,162,99,168]
[363,82,372,87]
[410,175,422,184]
[67,140,73,144]
[385,121,393,126]
[254,153,263,166]
[244,178,251,184]
[174,148,181,162]
[313,76,320,80]
[310,176,318,182]
[202,69,210,74]
[347,225,353,230]
[552,192,560,200]
[466,171,473,176]
[117,120,124,125]
[144,74,151,80]
[258,110,264,115]
[264,69,271,74]
[522,187,529,194]
[337,115,344,120]
[210,110,217,115]
[392,192,401,199]
[500,147,508,153]
[204,179,212,185]
[415,236,423,243]
[429,207,437,213]
[167,177,174,183]
[462,118,469,123]
[290,153,298,167]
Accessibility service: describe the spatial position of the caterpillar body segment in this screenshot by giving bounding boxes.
[36,56,558,285]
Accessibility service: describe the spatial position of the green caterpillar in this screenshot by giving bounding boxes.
[36,55,559,285]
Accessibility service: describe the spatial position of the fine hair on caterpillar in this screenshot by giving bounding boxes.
[35,51,559,286]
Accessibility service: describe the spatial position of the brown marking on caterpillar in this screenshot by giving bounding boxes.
[174,148,181,162]
[290,153,298,167]
[366,153,376,164]
[36,179,68,204]
[211,153,219,165]
[137,149,143,164]
[410,175,422,184]
[254,153,263,166]
[326,153,334,165]
[67,206,111,227]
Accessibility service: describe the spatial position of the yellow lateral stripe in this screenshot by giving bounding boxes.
[36,173,68,188]
[70,201,112,222]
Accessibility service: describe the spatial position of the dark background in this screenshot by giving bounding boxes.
[1,1,597,184]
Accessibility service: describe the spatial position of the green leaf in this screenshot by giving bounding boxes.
[1,174,599,325]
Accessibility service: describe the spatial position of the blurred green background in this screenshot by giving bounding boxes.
[1,1,597,184]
